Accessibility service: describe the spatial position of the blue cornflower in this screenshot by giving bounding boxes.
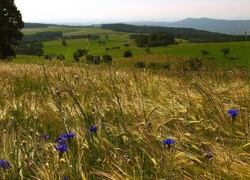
[61,132,75,140]
[55,132,75,143]
[228,109,239,117]
[163,138,175,146]
[89,126,97,132]
[55,87,60,94]
[55,135,65,143]
[55,137,64,144]
[42,134,49,140]
[55,144,67,152]
[63,177,69,180]
[0,160,11,169]
[205,152,213,159]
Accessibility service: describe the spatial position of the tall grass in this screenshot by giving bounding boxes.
[0,62,249,179]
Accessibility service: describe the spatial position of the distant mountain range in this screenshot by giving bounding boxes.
[24,18,250,35]
[128,18,250,35]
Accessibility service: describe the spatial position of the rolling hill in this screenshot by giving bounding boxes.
[129,18,250,35]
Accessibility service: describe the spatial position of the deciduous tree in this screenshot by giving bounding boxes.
[0,0,24,60]
[221,48,230,58]
[201,50,210,58]
[124,50,132,58]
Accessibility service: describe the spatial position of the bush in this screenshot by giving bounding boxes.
[147,62,171,70]
[124,50,132,58]
[102,54,112,64]
[44,54,57,60]
[163,64,171,70]
[134,61,145,68]
[73,49,89,62]
[86,55,101,65]
[57,53,65,61]
[186,57,202,70]
[148,62,158,69]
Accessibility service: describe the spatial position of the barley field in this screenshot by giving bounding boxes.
[0,60,249,179]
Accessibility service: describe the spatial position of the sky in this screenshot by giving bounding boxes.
[14,0,250,24]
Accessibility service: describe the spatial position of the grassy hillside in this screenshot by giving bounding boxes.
[1,25,249,179]
[16,26,250,68]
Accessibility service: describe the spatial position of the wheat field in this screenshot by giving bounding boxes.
[0,61,249,179]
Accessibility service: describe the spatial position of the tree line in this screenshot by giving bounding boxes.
[130,34,175,47]
[102,24,249,43]
[14,31,63,56]
[64,34,100,40]
[21,31,63,43]
[24,23,50,28]
[14,42,44,56]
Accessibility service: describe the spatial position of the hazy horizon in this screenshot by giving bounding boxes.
[15,0,250,24]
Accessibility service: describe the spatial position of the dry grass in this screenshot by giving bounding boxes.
[0,62,249,179]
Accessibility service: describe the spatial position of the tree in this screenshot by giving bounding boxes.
[124,50,132,58]
[146,47,151,54]
[124,43,130,47]
[98,41,105,45]
[201,50,210,58]
[73,49,88,62]
[0,0,24,60]
[221,48,230,58]
[62,40,67,46]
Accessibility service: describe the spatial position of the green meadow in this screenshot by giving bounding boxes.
[0,26,249,179]
[17,26,250,67]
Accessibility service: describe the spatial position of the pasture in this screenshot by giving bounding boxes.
[16,26,250,68]
[0,25,249,179]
